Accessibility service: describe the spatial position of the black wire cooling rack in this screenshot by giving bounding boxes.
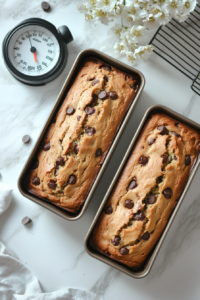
[149,4,200,95]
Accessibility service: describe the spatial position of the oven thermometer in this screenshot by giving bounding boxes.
[2,18,73,86]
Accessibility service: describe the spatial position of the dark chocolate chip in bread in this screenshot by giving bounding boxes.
[95,148,102,157]
[148,138,156,145]
[85,106,95,115]
[32,176,40,186]
[109,91,118,100]
[162,188,172,199]
[158,125,168,135]
[111,236,121,246]
[139,156,149,165]
[56,157,65,166]
[48,180,57,189]
[141,232,150,240]
[91,94,98,105]
[185,155,191,165]
[128,178,137,189]
[120,247,129,255]
[43,142,50,151]
[77,116,81,121]
[105,206,113,214]
[98,91,109,100]
[32,159,39,169]
[67,107,75,115]
[124,199,134,209]
[74,144,79,154]
[93,60,101,64]
[175,122,179,127]
[161,154,168,164]
[92,79,100,86]
[100,65,112,71]
[147,194,156,204]
[86,127,96,136]
[134,211,145,221]
[171,131,181,137]
[68,175,77,185]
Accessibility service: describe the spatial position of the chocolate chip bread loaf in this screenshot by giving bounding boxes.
[26,58,139,213]
[90,112,200,269]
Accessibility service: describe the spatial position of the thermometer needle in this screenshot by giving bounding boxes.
[28,31,37,63]
[33,52,37,62]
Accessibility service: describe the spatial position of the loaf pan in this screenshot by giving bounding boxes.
[18,49,145,221]
[85,104,200,278]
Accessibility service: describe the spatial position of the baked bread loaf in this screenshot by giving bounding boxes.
[90,112,200,268]
[26,58,139,213]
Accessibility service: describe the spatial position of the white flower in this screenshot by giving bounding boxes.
[114,42,129,55]
[134,45,153,60]
[123,25,147,45]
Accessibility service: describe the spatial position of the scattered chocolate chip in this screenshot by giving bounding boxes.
[77,116,81,121]
[141,232,150,240]
[22,216,32,225]
[158,125,168,135]
[59,139,63,143]
[124,199,134,209]
[185,155,191,166]
[22,135,30,144]
[161,154,168,164]
[148,138,156,146]
[88,76,95,81]
[95,148,102,157]
[134,211,145,221]
[32,176,40,186]
[130,82,139,90]
[68,175,77,185]
[85,106,95,115]
[141,146,144,149]
[48,180,57,190]
[94,60,101,64]
[171,131,181,137]
[139,156,149,166]
[111,236,121,246]
[109,91,118,100]
[41,1,50,12]
[92,79,100,86]
[105,205,113,214]
[157,176,163,183]
[56,157,65,166]
[67,107,75,115]
[31,159,39,169]
[120,247,129,255]
[162,188,172,199]
[147,194,156,204]
[174,155,177,160]
[43,142,50,151]
[175,123,179,127]
[91,94,98,106]
[74,144,79,154]
[100,65,111,71]
[86,127,96,136]
[98,91,109,100]
[104,76,108,82]
[128,178,137,189]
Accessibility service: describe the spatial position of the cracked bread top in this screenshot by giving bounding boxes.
[90,112,200,268]
[26,58,139,213]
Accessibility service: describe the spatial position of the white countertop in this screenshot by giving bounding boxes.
[1,0,200,299]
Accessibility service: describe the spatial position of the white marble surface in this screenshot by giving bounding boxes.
[0,0,200,299]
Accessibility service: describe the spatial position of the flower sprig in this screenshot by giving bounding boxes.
[78,0,197,63]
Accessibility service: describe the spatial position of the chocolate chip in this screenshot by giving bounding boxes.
[134,211,145,221]
[148,138,156,145]
[111,236,121,246]
[162,188,172,199]
[100,65,111,71]
[157,176,163,183]
[86,127,96,136]
[22,135,30,144]
[171,131,181,137]
[74,144,79,154]
[104,76,108,82]
[124,199,134,209]
[77,116,81,121]
[141,232,150,240]
[120,247,129,255]
[174,155,177,160]
[128,178,137,189]
[32,176,40,186]
[98,91,109,100]
[91,94,98,106]
[158,125,168,135]
[88,76,95,81]
[94,60,101,64]
[175,123,179,127]
[22,216,32,225]
[139,156,149,165]
[161,154,168,164]
[41,1,50,12]
[43,142,50,151]
[130,82,139,90]
[109,91,118,100]
[105,206,113,214]
[85,106,95,115]
[95,148,102,157]
[48,180,56,189]
[31,159,39,169]
[185,155,191,166]
[92,80,100,86]
[56,157,64,166]
[147,194,156,204]
[67,107,75,115]
[68,175,77,185]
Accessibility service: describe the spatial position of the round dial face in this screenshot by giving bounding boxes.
[8,25,60,76]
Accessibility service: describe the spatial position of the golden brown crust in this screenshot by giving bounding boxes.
[26,58,138,213]
[90,112,200,268]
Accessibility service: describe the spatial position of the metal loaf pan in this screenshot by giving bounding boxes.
[18,49,145,221]
[85,105,200,278]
